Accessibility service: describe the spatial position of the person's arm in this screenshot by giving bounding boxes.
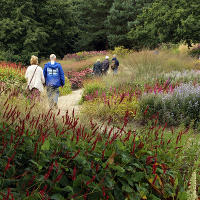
[41,68,45,84]
[106,61,109,71]
[43,64,47,82]
[116,59,119,66]
[59,64,65,86]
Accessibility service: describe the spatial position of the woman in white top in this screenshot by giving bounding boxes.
[25,55,45,100]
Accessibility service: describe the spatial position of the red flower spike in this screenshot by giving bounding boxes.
[152,174,158,185]
[71,149,80,159]
[96,164,100,172]
[144,105,149,115]
[91,161,94,169]
[72,166,77,181]
[102,149,106,160]
[152,159,157,174]
[86,175,96,186]
[44,162,54,180]
[55,160,59,173]
[54,170,64,183]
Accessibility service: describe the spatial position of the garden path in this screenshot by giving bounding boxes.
[58,88,83,115]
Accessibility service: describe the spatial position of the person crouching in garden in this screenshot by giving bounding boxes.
[93,59,102,76]
[102,56,110,75]
[43,54,65,109]
[25,55,45,100]
[111,54,119,74]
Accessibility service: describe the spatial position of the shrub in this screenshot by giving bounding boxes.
[0,91,199,199]
[59,77,72,96]
[81,88,140,122]
[188,44,200,58]
[81,95,138,123]
[82,79,106,102]
[112,46,132,57]
[159,70,200,85]
[68,68,93,89]
[64,51,108,61]
[0,62,26,90]
[139,82,200,126]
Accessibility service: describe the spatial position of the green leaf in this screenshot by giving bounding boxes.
[132,172,145,182]
[122,185,133,193]
[177,191,188,200]
[29,160,43,170]
[63,186,73,193]
[112,165,125,173]
[149,194,161,200]
[41,140,50,151]
[51,194,65,200]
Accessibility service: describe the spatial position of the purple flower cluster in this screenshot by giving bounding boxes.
[161,82,200,101]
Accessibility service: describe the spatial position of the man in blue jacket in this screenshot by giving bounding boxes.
[43,54,65,109]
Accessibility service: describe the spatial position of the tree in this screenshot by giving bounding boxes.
[0,0,76,64]
[74,0,114,51]
[128,0,200,49]
[106,0,153,48]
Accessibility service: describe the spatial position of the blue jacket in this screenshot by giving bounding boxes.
[43,62,65,88]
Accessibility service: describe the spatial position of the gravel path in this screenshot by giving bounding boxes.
[57,89,83,115]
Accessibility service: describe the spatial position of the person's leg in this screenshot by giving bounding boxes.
[113,68,118,74]
[52,87,59,109]
[46,86,54,108]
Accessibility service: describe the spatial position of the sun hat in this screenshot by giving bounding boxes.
[105,56,109,59]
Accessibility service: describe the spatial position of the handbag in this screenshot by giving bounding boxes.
[25,65,38,96]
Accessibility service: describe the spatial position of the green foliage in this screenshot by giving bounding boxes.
[112,46,132,57]
[128,0,200,49]
[0,99,198,199]
[106,0,153,49]
[73,0,113,51]
[0,62,26,90]
[82,79,106,102]
[81,96,138,122]
[0,0,76,65]
[138,83,200,126]
[188,45,200,58]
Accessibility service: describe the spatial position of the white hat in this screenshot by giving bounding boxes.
[105,56,109,59]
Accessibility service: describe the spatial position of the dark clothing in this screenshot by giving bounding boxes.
[112,58,119,70]
[93,61,102,76]
[102,59,109,74]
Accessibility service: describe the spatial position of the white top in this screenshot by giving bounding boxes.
[25,65,45,92]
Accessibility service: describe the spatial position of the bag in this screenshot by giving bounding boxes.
[25,66,38,96]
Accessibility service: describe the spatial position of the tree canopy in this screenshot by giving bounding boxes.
[0,0,75,64]
[128,0,200,49]
[0,0,199,64]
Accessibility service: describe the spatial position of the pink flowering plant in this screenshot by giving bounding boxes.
[0,88,197,199]
[0,62,26,91]
[68,68,93,89]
